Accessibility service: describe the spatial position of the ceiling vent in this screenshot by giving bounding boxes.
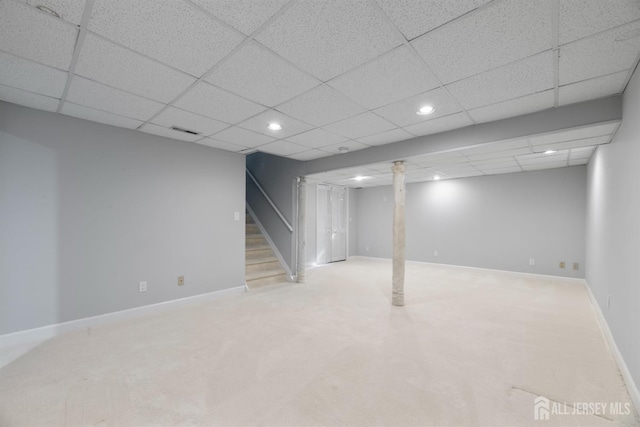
[171,126,200,136]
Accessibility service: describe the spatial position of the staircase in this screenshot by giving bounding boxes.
[245,213,289,289]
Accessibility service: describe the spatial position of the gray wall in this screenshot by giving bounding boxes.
[585,67,640,387]
[356,166,587,278]
[0,102,245,335]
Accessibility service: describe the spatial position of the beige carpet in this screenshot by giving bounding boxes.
[0,257,638,426]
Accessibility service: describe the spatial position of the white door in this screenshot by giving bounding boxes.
[317,184,347,264]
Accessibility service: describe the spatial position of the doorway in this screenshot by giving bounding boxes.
[316,184,347,264]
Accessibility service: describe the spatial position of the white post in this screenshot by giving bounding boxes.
[392,161,406,306]
[297,176,307,283]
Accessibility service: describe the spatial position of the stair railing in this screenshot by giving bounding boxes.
[246,169,293,232]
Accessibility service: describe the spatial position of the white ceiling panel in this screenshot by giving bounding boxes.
[75,35,197,103]
[328,46,439,109]
[175,82,266,124]
[468,90,555,123]
[472,158,520,169]
[536,135,611,152]
[61,102,143,129]
[404,112,473,137]
[286,128,347,149]
[238,109,313,139]
[529,122,619,145]
[0,51,67,98]
[206,42,320,107]
[373,87,462,127]
[412,0,552,84]
[517,151,569,165]
[288,149,333,161]
[480,166,523,175]
[558,72,628,106]
[22,0,87,25]
[139,124,202,142]
[559,0,640,45]
[568,157,590,166]
[357,128,414,146]
[190,0,289,35]
[151,107,228,136]
[196,138,247,152]
[447,52,554,110]
[0,0,77,70]
[211,126,275,148]
[376,0,491,41]
[521,161,569,171]
[257,140,308,157]
[276,84,366,127]
[66,77,164,121]
[320,140,369,155]
[569,146,596,158]
[88,0,243,76]
[0,84,59,112]
[560,21,640,85]
[256,0,401,81]
[323,112,396,140]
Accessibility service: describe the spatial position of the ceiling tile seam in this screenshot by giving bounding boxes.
[0,82,61,100]
[8,0,80,30]
[552,0,560,107]
[467,88,556,114]
[248,39,325,85]
[0,48,72,74]
[559,18,640,47]
[182,0,248,39]
[61,100,151,122]
[56,0,95,113]
[134,0,301,131]
[367,0,477,125]
[621,49,640,95]
[559,70,631,89]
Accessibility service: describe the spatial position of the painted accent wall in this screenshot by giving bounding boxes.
[586,66,640,388]
[356,166,587,278]
[0,102,246,335]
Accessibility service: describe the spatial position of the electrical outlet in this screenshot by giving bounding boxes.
[529,258,535,266]
[572,262,579,271]
[234,211,240,221]
[178,276,185,286]
[559,261,565,269]
[139,281,147,293]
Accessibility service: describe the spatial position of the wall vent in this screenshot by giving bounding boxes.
[171,126,200,135]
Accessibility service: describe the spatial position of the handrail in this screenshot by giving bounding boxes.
[246,169,293,232]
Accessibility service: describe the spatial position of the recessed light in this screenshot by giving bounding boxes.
[544,150,557,154]
[354,176,369,181]
[338,146,349,153]
[433,175,440,181]
[417,105,435,115]
[267,122,282,131]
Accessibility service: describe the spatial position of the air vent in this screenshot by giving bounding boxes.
[170,126,200,136]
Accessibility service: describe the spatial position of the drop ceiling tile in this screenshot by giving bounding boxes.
[446,52,554,110]
[61,102,143,129]
[411,0,552,84]
[0,51,67,98]
[466,147,532,161]
[482,166,523,175]
[276,85,366,127]
[206,42,320,107]
[560,21,640,85]
[151,107,228,137]
[460,139,530,156]
[373,87,462,127]
[66,77,164,121]
[357,128,414,146]
[88,0,243,76]
[517,152,569,165]
[570,146,597,157]
[559,0,640,44]
[529,122,619,145]
[468,90,555,123]
[323,113,396,140]
[404,112,473,137]
[139,124,202,142]
[320,140,369,155]
[212,126,275,148]
[22,0,87,25]
[536,135,611,152]
[190,0,288,35]
[558,72,628,106]
[75,34,197,103]
[286,128,347,149]
[471,158,520,169]
[256,0,400,81]
[0,84,59,112]
[376,0,491,41]
[288,149,333,161]
[521,161,568,171]
[238,109,313,139]
[0,0,77,70]
[568,158,590,166]
[328,46,439,109]
[258,140,308,157]
[175,82,266,124]
[196,138,247,152]
[433,164,478,174]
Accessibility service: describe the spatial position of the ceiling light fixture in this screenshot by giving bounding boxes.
[338,147,349,153]
[433,175,440,181]
[354,176,369,181]
[36,5,61,18]
[267,122,282,131]
[417,105,435,115]
[544,150,557,154]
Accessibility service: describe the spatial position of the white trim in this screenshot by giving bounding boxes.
[246,203,294,280]
[584,281,640,417]
[0,285,245,350]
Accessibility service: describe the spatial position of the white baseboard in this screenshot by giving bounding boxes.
[584,281,640,417]
[0,285,246,350]
[246,203,294,280]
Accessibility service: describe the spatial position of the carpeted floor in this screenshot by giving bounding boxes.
[0,257,638,426]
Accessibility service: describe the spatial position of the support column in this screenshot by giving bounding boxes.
[392,161,406,306]
[297,176,307,283]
